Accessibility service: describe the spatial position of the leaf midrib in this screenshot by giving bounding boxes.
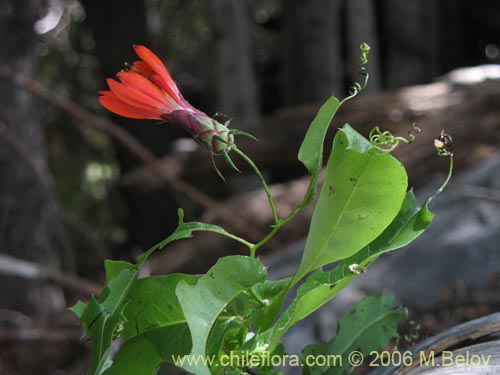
[305,151,377,276]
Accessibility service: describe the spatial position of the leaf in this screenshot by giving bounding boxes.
[121,274,200,340]
[99,260,137,312]
[100,274,200,375]
[102,324,192,375]
[253,192,433,355]
[176,256,267,375]
[302,295,406,375]
[137,208,236,266]
[296,96,341,207]
[298,96,341,176]
[71,260,138,375]
[299,190,434,300]
[251,278,292,331]
[293,124,408,284]
[69,300,87,320]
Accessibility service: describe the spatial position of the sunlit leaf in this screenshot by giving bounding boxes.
[293,124,408,284]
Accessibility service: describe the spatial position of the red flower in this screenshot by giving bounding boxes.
[99,45,234,154]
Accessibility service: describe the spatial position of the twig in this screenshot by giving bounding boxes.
[0,253,101,296]
[0,65,266,243]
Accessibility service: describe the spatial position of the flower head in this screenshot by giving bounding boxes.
[99,45,234,154]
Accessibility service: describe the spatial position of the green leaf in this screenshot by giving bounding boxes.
[254,192,433,355]
[121,274,200,339]
[251,278,291,331]
[300,190,434,300]
[176,256,267,375]
[103,260,136,286]
[99,260,137,312]
[72,261,138,375]
[69,300,87,320]
[298,96,341,176]
[102,324,192,375]
[293,124,408,284]
[302,295,406,375]
[137,208,236,266]
[296,96,341,207]
[101,274,199,375]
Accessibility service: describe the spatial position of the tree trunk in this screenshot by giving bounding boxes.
[82,0,183,255]
[0,0,66,321]
[283,0,344,104]
[380,0,440,88]
[346,0,381,91]
[210,0,259,130]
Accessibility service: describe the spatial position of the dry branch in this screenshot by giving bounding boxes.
[0,254,101,296]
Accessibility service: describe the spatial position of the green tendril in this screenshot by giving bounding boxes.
[369,124,421,152]
[340,43,371,106]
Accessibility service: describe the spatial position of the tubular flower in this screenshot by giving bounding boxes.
[99,45,234,154]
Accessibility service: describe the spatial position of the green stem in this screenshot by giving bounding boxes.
[252,225,280,253]
[248,287,267,307]
[429,155,454,202]
[232,146,279,225]
[202,228,255,250]
[251,176,318,252]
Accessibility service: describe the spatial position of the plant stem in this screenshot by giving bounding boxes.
[251,179,315,253]
[429,155,454,202]
[203,228,255,250]
[248,287,267,307]
[232,146,279,225]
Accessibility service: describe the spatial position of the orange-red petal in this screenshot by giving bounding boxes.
[99,91,162,119]
[133,45,182,102]
[116,70,175,109]
[132,61,155,77]
[107,76,168,111]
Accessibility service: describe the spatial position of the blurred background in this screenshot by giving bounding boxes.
[1,0,500,374]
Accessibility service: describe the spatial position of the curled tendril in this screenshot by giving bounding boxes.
[344,43,371,101]
[369,123,422,152]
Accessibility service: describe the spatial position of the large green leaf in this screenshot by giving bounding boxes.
[99,274,199,374]
[121,274,200,339]
[103,324,192,375]
[70,260,138,375]
[254,192,433,355]
[176,256,267,375]
[302,295,406,375]
[293,124,408,284]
